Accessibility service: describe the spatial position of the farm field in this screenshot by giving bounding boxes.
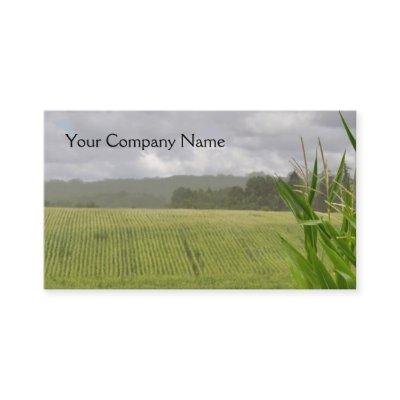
[45,208,303,289]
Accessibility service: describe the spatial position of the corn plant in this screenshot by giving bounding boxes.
[275,112,356,289]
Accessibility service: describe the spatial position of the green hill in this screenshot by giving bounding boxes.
[45,175,249,208]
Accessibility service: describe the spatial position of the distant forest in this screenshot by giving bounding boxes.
[45,172,346,211]
[45,175,248,209]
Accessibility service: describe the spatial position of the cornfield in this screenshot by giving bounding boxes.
[45,208,303,288]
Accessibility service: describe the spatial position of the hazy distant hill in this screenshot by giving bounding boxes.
[45,175,249,208]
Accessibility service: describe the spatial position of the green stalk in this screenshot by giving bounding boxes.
[274,111,356,289]
[318,138,330,221]
[300,137,309,192]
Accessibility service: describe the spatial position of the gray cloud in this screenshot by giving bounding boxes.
[45,111,356,181]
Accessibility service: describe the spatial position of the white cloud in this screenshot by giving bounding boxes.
[45,111,356,181]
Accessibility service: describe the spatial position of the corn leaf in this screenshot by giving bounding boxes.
[328,152,346,204]
[339,111,356,150]
[320,241,356,289]
[308,152,318,205]
[279,236,318,287]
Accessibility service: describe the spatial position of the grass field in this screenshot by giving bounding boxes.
[45,208,303,289]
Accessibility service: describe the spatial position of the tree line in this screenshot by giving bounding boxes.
[45,170,352,211]
[170,170,352,212]
[170,175,284,210]
[44,175,247,208]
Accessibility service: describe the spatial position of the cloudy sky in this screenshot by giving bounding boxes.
[45,111,356,181]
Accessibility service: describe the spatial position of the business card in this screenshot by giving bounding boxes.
[45,111,356,289]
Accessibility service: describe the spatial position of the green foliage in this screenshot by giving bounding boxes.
[170,175,286,210]
[46,173,291,211]
[45,175,249,208]
[275,112,356,289]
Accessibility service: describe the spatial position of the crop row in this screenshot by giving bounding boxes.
[45,208,301,279]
